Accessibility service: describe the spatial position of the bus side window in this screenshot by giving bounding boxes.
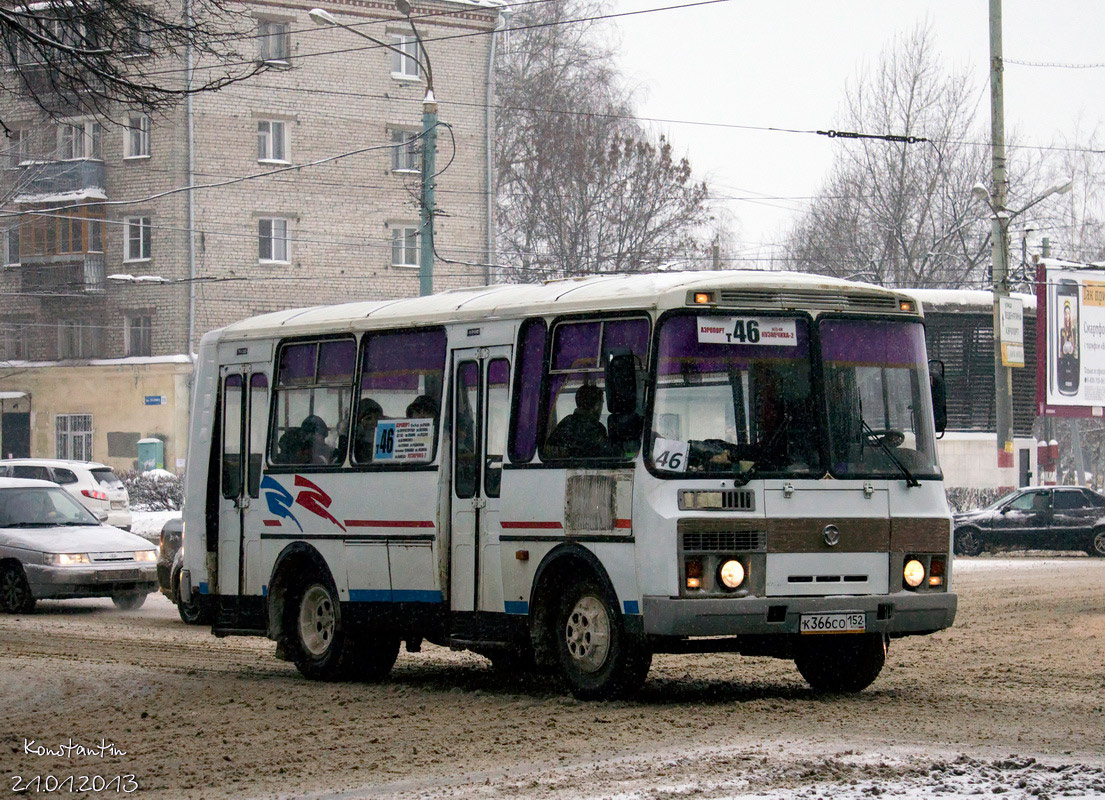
[248,373,269,496]
[269,338,354,467]
[485,358,510,497]
[508,317,546,464]
[355,327,446,465]
[221,374,243,498]
[540,317,649,462]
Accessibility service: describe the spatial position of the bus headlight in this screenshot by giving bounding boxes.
[903,559,925,588]
[717,559,745,590]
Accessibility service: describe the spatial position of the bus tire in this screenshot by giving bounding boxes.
[286,572,358,681]
[353,634,401,682]
[554,577,651,700]
[0,563,35,614]
[794,633,887,693]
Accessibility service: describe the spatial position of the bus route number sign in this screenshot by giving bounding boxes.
[652,438,689,472]
[697,317,798,346]
[374,418,435,462]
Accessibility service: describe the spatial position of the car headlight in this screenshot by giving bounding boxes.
[903,558,925,588]
[134,550,157,562]
[44,552,91,566]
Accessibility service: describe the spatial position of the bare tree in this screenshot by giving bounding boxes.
[0,0,266,132]
[785,25,994,289]
[495,0,712,280]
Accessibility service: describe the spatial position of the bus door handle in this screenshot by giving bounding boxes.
[236,496,251,510]
[472,497,486,510]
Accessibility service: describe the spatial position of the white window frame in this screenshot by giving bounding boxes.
[124,312,153,357]
[390,33,421,79]
[7,128,30,167]
[259,217,290,263]
[124,216,152,262]
[390,224,420,268]
[58,119,102,160]
[257,120,288,163]
[57,320,101,360]
[1,318,29,360]
[123,114,150,159]
[389,127,419,173]
[56,413,93,461]
[258,18,290,64]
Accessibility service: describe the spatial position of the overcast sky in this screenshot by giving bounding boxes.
[609,0,1105,263]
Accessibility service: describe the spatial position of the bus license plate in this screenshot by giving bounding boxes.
[800,612,866,634]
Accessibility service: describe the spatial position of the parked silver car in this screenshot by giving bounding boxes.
[0,459,132,530]
[0,478,157,613]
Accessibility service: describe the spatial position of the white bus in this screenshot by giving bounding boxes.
[180,271,956,699]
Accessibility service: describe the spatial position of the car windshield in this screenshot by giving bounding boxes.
[649,314,821,477]
[821,319,941,480]
[0,487,100,527]
[91,468,123,489]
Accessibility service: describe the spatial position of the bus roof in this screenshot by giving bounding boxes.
[213,270,919,340]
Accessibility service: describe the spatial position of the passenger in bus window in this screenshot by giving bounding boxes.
[545,384,613,459]
[353,398,384,462]
[301,415,334,465]
[406,395,438,419]
[275,427,308,464]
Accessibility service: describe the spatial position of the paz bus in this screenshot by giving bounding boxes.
[179,270,956,699]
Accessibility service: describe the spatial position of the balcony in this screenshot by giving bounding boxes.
[20,253,105,294]
[12,160,105,203]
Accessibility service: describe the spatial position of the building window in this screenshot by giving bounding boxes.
[124,115,150,158]
[390,33,421,78]
[57,320,102,359]
[125,313,152,357]
[259,218,290,262]
[58,119,102,160]
[124,216,151,261]
[56,413,93,461]
[257,120,288,162]
[5,226,19,266]
[0,318,29,360]
[19,205,104,258]
[390,225,419,267]
[389,128,419,172]
[258,19,290,63]
[7,128,31,168]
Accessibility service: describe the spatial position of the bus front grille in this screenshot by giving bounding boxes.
[681,530,766,553]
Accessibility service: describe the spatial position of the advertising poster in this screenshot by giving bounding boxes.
[1042,265,1105,411]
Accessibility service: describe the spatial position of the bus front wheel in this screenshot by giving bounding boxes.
[554,578,651,700]
[794,633,887,693]
[286,575,358,681]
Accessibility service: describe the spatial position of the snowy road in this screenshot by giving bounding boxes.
[1,556,1104,799]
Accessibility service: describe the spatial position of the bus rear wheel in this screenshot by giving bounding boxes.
[794,633,887,693]
[554,578,651,700]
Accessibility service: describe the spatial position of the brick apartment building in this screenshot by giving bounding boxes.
[0,0,501,471]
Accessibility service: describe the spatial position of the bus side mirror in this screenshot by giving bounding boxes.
[604,348,637,415]
[929,359,947,436]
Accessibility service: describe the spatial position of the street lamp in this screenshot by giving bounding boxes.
[973,177,1073,470]
[309,5,437,297]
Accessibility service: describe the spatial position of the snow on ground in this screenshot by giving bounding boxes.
[129,509,180,543]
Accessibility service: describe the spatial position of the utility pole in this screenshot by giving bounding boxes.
[419,92,437,297]
[988,0,1014,472]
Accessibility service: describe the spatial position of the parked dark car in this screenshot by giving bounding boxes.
[158,516,209,624]
[954,486,1105,556]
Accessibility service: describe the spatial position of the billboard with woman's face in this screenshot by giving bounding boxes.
[1040,265,1105,413]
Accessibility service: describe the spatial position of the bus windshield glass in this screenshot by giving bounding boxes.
[821,319,940,480]
[649,314,821,477]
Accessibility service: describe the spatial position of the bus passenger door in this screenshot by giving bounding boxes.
[216,369,269,619]
[450,347,511,637]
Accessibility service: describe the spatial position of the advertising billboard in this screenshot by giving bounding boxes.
[1038,263,1105,416]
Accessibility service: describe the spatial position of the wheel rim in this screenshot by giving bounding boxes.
[1094,531,1105,555]
[563,594,611,674]
[297,584,336,657]
[1,569,26,610]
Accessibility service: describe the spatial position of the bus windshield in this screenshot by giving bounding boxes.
[649,314,821,477]
[821,319,940,480]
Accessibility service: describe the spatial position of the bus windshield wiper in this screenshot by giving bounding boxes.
[861,420,919,488]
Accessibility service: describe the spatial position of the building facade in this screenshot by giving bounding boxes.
[0,0,500,471]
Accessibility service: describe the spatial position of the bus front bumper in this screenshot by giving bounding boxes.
[641,592,957,637]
